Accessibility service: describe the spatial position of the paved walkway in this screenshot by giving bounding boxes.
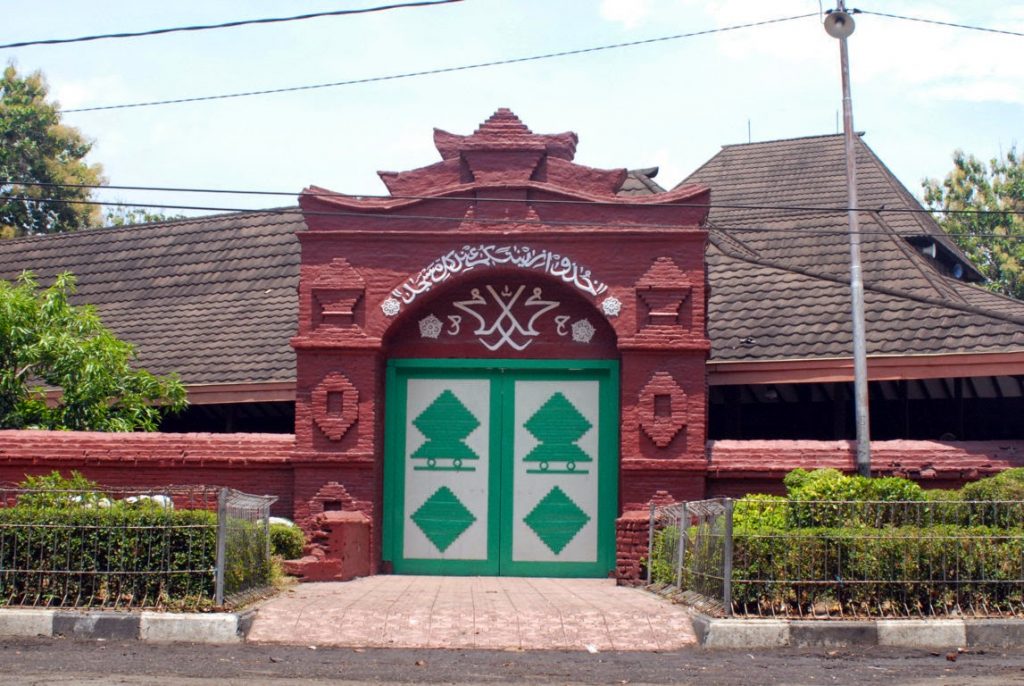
[246,576,697,651]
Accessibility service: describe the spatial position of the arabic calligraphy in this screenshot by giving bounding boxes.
[453,285,560,351]
[389,245,608,310]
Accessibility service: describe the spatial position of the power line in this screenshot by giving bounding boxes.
[6,179,1024,217]
[0,0,465,50]
[63,13,817,113]
[857,9,1024,38]
[7,195,1024,241]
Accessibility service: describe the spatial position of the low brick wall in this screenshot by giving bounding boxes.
[706,439,1024,496]
[3,431,1022,582]
[0,429,296,516]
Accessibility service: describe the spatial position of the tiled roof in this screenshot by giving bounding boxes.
[682,134,1024,361]
[618,168,666,196]
[0,210,302,385]
[0,134,1021,388]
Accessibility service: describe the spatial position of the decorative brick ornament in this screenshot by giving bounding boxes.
[312,372,359,441]
[637,371,688,448]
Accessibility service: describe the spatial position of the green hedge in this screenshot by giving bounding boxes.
[0,505,217,609]
[651,469,1024,617]
[270,522,305,559]
[731,524,1024,616]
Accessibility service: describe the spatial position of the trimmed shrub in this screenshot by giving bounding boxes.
[732,494,787,531]
[271,522,305,560]
[0,505,216,608]
[731,524,1024,616]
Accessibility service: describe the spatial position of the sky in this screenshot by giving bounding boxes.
[3,1,1022,216]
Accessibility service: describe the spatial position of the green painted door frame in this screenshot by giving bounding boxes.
[384,358,619,577]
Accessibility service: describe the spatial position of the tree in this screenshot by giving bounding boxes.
[923,148,1024,300]
[0,271,187,431]
[104,206,186,228]
[1,64,104,238]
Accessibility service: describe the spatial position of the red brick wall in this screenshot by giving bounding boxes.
[706,439,1024,495]
[0,429,296,516]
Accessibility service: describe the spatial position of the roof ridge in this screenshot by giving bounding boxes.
[0,207,301,247]
[719,132,847,148]
[713,240,1024,328]
[855,138,978,275]
[868,210,968,305]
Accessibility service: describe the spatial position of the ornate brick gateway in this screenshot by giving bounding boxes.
[291,109,710,577]
[3,110,1023,582]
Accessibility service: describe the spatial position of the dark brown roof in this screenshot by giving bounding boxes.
[682,134,1024,361]
[1,134,1022,390]
[0,210,302,385]
[618,168,666,196]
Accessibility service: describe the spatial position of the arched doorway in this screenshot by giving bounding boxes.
[382,273,619,576]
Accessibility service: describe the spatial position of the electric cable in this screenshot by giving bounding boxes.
[63,13,817,113]
[6,195,1024,241]
[6,179,1024,218]
[0,0,465,50]
[856,9,1024,38]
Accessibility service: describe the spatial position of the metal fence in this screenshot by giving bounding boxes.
[648,499,733,616]
[0,484,276,610]
[649,498,1024,619]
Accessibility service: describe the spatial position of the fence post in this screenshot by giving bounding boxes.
[676,502,687,589]
[647,501,656,584]
[214,488,228,606]
[723,498,734,617]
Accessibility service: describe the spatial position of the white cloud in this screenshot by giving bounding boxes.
[50,75,127,110]
[599,0,652,29]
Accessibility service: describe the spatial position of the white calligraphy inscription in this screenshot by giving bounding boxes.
[453,285,560,352]
[388,245,608,311]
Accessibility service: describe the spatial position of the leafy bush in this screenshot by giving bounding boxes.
[660,468,1024,616]
[732,494,787,531]
[0,505,216,608]
[731,524,1024,616]
[271,522,305,559]
[15,470,107,508]
[223,518,272,597]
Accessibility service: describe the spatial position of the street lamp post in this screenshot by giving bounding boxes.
[825,3,871,477]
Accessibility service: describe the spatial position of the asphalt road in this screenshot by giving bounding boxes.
[2,638,1024,685]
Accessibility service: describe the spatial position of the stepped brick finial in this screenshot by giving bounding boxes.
[474,108,533,136]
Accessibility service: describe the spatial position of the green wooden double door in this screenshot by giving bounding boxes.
[384,359,618,577]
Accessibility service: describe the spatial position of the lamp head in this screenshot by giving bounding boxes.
[824,10,856,39]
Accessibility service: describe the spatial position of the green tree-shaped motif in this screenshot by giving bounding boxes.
[412,389,480,470]
[523,392,592,473]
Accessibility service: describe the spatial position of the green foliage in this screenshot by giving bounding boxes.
[730,525,1024,616]
[649,469,1024,616]
[961,468,1024,501]
[923,147,1024,300]
[0,504,217,609]
[1,64,104,238]
[16,470,105,508]
[270,522,306,560]
[732,494,787,531]
[223,517,272,597]
[959,469,1024,527]
[103,206,186,228]
[0,271,187,430]
[646,524,680,585]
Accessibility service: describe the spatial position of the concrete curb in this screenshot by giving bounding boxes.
[694,614,1024,649]
[0,608,251,643]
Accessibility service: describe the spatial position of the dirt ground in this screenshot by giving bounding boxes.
[3,637,1024,685]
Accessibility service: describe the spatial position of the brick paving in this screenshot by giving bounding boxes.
[246,576,697,651]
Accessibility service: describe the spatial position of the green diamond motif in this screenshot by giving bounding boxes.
[523,486,590,555]
[411,486,476,553]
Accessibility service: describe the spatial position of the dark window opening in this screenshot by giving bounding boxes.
[709,376,1024,441]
